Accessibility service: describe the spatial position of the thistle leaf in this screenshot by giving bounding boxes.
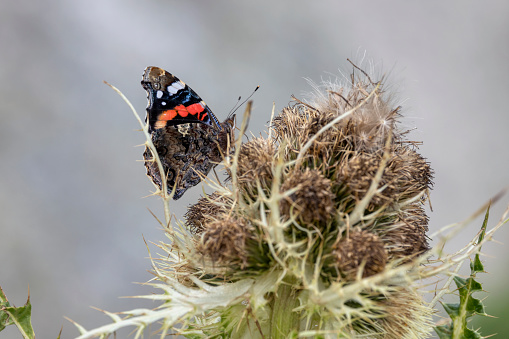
[0,286,35,339]
[434,207,490,338]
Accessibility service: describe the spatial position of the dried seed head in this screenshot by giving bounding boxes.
[308,79,400,151]
[280,168,335,225]
[272,105,339,161]
[272,78,404,169]
[196,216,253,269]
[394,147,434,194]
[333,229,388,279]
[185,192,233,235]
[336,147,433,208]
[236,137,275,184]
[336,151,387,207]
[379,204,430,260]
[271,106,312,143]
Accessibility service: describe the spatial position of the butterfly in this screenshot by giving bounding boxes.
[141,66,234,200]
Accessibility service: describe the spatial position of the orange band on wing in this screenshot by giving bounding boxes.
[174,105,188,117]
[183,103,205,115]
[158,103,206,125]
[159,109,178,121]
[187,103,209,121]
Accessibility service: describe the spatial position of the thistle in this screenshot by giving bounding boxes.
[179,65,435,337]
[71,64,508,339]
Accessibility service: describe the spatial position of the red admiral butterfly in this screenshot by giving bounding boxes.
[141,66,234,200]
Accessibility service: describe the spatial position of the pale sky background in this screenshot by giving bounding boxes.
[1,1,508,337]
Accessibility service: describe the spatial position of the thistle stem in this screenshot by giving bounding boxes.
[270,276,300,338]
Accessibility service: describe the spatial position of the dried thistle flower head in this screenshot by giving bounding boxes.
[333,229,388,279]
[376,287,433,338]
[280,168,335,225]
[195,215,254,270]
[308,78,400,152]
[235,137,275,186]
[273,76,402,163]
[185,192,233,235]
[336,147,432,208]
[380,203,430,260]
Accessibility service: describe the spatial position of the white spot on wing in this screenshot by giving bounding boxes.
[167,85,178,95]
[156,90,163,99]
[173,81,185,90]
[161,101,167,106]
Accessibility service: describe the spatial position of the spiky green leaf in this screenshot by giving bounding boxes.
[0,294,35,339]
[470,254,484,273]
[434,207,491,338]
[470,206,489,274]
[441,302,460,319]
[436,324,483,339]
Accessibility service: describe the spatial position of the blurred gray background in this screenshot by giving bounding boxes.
[1,1,508,337]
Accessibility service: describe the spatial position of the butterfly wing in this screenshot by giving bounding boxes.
[141,66,221,132]
[141,66,234,200]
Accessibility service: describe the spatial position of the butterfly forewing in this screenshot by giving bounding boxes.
[141,66,221,131]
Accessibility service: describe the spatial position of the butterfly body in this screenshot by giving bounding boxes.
[141,66,234,200]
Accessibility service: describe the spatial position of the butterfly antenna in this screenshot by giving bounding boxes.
[228,85,260,118]
[228,96,242,116]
